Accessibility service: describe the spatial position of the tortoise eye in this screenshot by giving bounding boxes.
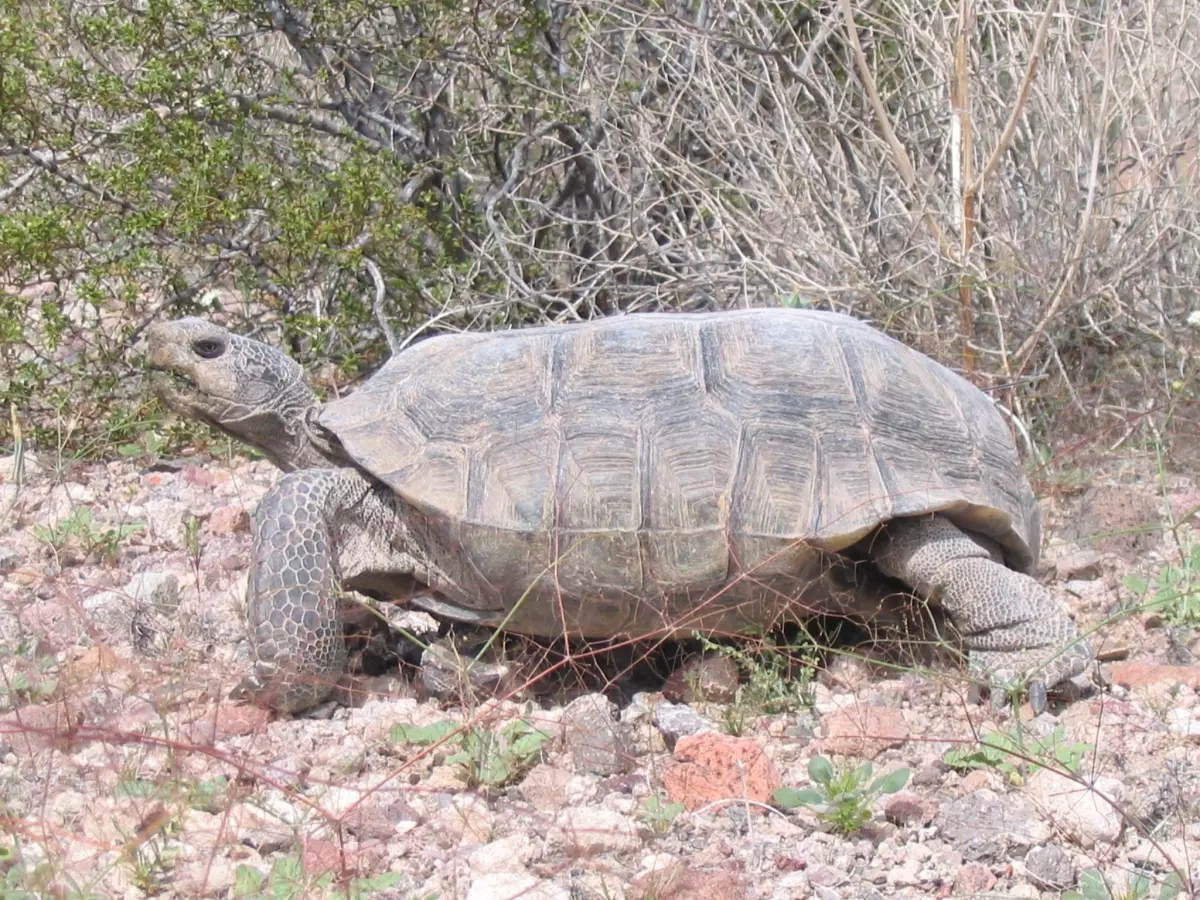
[192,339,224,359]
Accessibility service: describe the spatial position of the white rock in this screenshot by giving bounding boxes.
[0,452,40,481]
[1165,708,1200,737]
[1127,837,1190,869]
[771,871,811,898]
[467,834,535,875]
[466,873,569,900]
[886,856,924,886]
[174,855,239,896]
[1027,769,1124,847]
[554,806,641,856]
[316,786,366,818]
[127,572,181,612]
[430,795,494,845]
[639,852,678,873]
[1004,885,1042,898]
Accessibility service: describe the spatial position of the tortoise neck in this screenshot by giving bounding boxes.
[231,381,331,472]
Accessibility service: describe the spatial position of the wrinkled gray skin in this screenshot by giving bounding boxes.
[146,316,1093,714]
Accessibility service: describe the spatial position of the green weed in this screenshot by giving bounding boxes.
[773,755,910,835]
[695,637,816,736]
[1064,867,1185,900]
[1122,531,1200,627]
[943,724,1092,786]
[233,853,401,899]
[33,505,143,565]
[636,794,685,835]
[391,718,552,790]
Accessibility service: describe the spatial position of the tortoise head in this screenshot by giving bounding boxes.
[146,317,331,472]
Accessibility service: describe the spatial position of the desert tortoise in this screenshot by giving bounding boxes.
[146,308,1093,712]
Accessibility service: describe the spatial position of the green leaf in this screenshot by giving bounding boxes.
[807,755,834,785]
[348,873,403,900]
[1077,869,1109,900]
[482,756,512,785]
[233,864,265,897]
[773,786,824,809]
[870,767,911,795]
[390,720,459,746]
[1123,574,1149,595]
[1157,872,1185,900]
[267,854,304,898]
[943,747,980,770]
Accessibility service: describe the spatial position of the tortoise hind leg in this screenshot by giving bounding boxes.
[869,514,1093,711]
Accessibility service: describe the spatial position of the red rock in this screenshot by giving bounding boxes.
[884,791,938,826]
[953,862,997,894]
[1109,662,1200,690]
[817,704,909,758]
[636,864,748,900]
[181,466,215,488]
[207,505,250,535]
[0,702,78,757]
[1170,491,1200,522]
[184,704,270,745]
[662,732,781,812]
[301,837,345,879]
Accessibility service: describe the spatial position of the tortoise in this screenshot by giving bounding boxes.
[145,307,1093,713]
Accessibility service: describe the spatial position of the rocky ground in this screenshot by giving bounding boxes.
[0,448,1198,900]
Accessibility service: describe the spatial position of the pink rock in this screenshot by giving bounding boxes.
[884,791,938,826]
[1109,662,1200,691]
[0,702,78,757]
[301,837,345,879]
[181,466,215,489]
[818,704,910,758]
[1170,491,1200,522]
[184,704,270,745]
[662,732,781,812]
[207,505,250,535]
[953,862,997,894]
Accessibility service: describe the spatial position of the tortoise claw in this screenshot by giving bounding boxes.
[1027,679,1048,715]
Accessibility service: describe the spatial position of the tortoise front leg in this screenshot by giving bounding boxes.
[231,464,435,711]
[870,515,1094,711]
[229,469,355,712]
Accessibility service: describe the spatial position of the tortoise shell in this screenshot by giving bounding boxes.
[317,308,1038,637]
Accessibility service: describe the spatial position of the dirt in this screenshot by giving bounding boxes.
[0,450,1198,899]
